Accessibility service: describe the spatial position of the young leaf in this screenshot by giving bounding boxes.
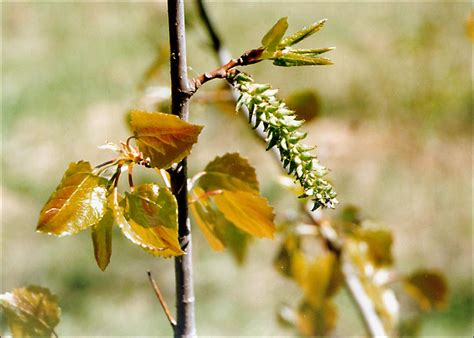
[37,161,108,236]
[0,286,61,337]
[213,190,275,238]
[403,270,448,311]
[279,19,327,48]
[261,17,288,52]
[130,110,203,169]
[110,188,183,257]
[199,152,259,193]
[91,209,114,271]
[190,195,251,263]
[190,200,225,251]
[296,300,337,337]
[356,226,393,266]
[295,252,341,308]
[273,52,333,67]
[125,184,178,229]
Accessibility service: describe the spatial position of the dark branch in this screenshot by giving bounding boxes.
[167,0,196,336]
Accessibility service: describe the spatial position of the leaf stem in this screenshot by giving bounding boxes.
[147,270,177,328]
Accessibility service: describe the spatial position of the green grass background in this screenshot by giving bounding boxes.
[2,1,472,337]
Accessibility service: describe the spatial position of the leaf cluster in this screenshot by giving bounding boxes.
[260,17,335,67]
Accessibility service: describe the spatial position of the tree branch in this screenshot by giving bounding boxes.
[167,0,196,336]
[195,2,388,337]
[148,270,177,328]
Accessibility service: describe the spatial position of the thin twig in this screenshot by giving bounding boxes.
[147,270,177,328]
[195,2,388,337]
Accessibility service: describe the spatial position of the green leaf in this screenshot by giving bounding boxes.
[199,153,259,193]
[273,52,333,67]
[403,270,448,311]
[296,300,337,336]
[0,286,61,337]
[261,17,288,52]
[125,184,178,229]
[110,188,183,257]
[274,234,301,278]
[279,19,327,48]
[130,110,203,169]
[213,190,275,238]
[37,161,108,236]
[356,226,393,266]
[91,209,114,271]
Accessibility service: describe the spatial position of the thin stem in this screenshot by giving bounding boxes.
[195,2,388,337]
[167,0,196,336]
[128,163,135,192]
[147,270,177,328]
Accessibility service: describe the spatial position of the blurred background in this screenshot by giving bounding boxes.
[2,1,472,336]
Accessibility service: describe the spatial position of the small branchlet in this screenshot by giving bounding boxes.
[227,71,338,210]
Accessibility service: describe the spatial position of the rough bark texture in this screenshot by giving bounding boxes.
[167,0,196,336]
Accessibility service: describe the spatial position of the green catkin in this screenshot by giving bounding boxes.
[227,71,338,210]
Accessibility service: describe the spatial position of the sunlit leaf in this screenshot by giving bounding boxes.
[286,89,321,122]
[190,197,225,251]
[213,190,275,238]
[297,300,337,336]
[110,189,183,257]
[403,270,448,311]
[37,161,108,236]
[91,209,114,271]
[279,19,327,48]
[261,17,288,52]
[199,153,259,193]
[0,286,61,337]
[273,52,333,67]
[130,110,203,169]
[297,252,341,308]
[126,184,177,229]
[356,226,393,266]
[190,191,252,264]
[274,234,301,278]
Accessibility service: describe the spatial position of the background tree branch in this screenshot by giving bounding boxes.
[195,1,388,337]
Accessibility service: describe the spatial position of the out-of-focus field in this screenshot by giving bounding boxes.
[2,2,472,336]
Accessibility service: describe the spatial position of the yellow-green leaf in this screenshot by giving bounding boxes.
[199,153,259,193]
[190,197,225,251]
[274,234,301,278]
[190,193,252,264]
[91,209,114,271]
[261,17,288,52]
[297,300,337,337]
[297,252,340,308]
[130,110,203,169]
[356,226,393,266]
[279,19,327,48]
[37,161,108,236]
[110,189,183,257]
[125,184,178,229]
[213,190,275,238]
[273,52,333,67]
[0,286,61,337]
[403,270,448,311]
